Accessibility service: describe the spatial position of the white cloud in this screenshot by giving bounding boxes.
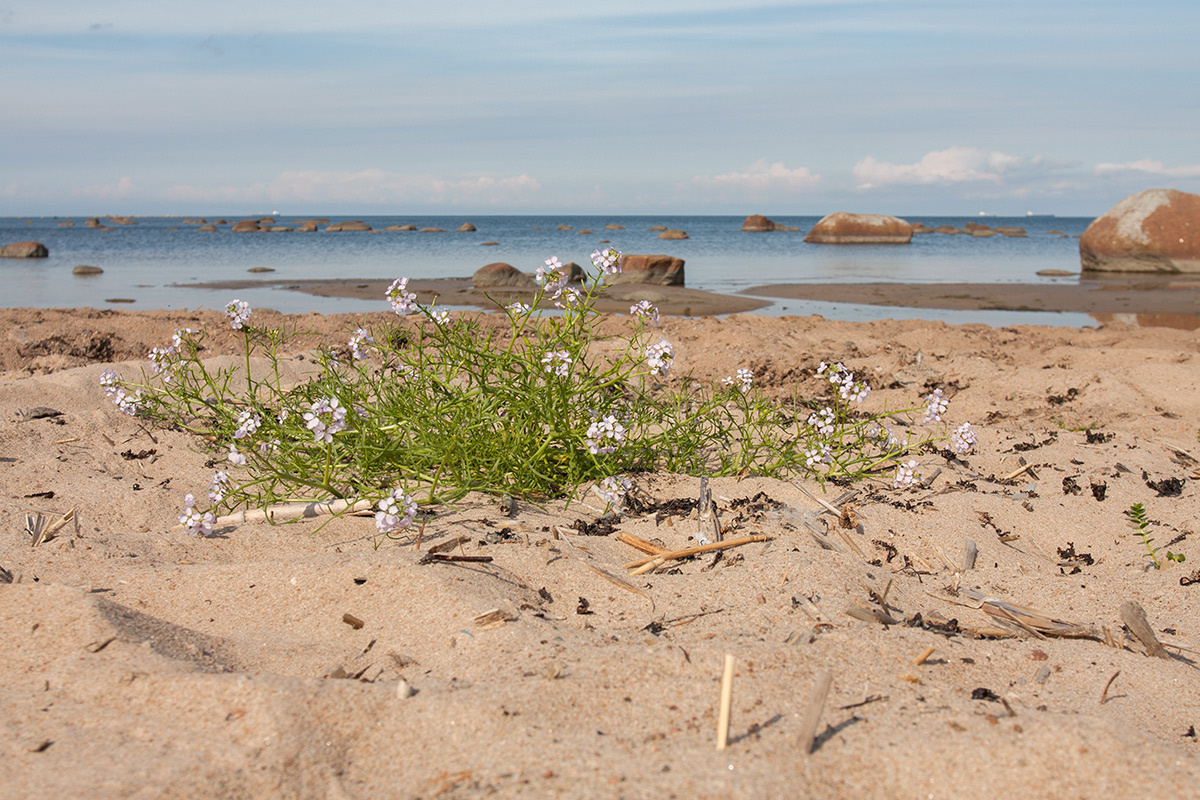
[693,160,821,192]
[853,146,1025,188]
[72,176,134,200]
[162,170,541,207]
[1093,159,1200,179]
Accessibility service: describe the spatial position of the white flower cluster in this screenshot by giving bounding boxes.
[597,475,632,507]
[535,256,569,298]
[924,388,948,423]
[227,444,247,466]
[208,471,231,503]
[585,414,626,455]
[387,277,418,316]
[375,488,418,534]
[304,397,347,443]
[541,350,572,377]
[179,493,215,537]
[805,444,832,469]
[645,339,675,376]
[807,406,835,437]
[629,300,659,327]
[507,300,530,316]
[225,299,252,330]
[431,309,451,326]
[818,361,870,403]
[591,247,623,275]
[556,287,583,310]
[349,328,373,361]
[722,367,754,393]
[893,459,922,490]
[950,421,976,454]
[233,409,261,440]
[99,368,143,416]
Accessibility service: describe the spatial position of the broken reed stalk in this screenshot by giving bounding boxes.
[1100,670,1121,704]
[1002,462,1035,482]
[615,531,668,556]
[913,645,936,666]
[184,497,375,528]
[717,653,735,750]
[798,670,834,755]
[1118,601,1171,659]
[625,534,771,575]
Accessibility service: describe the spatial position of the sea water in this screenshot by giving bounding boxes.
[0,215,1094,325]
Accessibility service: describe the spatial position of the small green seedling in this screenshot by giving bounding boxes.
[1126,502,1186,569]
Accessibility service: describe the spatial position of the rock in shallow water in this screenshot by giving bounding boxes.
[1080,188,1200,273]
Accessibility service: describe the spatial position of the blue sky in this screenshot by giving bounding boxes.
[2,1,1198,216]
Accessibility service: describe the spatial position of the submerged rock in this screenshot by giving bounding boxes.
[0,241,49,258]
[804,213,913,244]
[605,254,684,286]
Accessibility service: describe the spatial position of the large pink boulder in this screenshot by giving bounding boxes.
[804,212,913,244]
[0,240,48,258]
[1080,189,1200,273]
[605,254,685,286]
[741,214,798,232]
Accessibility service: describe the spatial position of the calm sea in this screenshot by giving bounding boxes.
[0,214,1095,325]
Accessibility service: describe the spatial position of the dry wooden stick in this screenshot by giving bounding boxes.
[792,481,841,515]
[717,653,735,750]
[1002,462,1035,482]
[961,539,978,571]
[913,645,936,666]
[798,670,834,755]
[1118,601,1170,659]
[625,534,771,573]
[615,531,668,556]
[181,497,374,529]
[1100,670,1121,704]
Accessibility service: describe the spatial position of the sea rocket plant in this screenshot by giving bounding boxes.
[179,494,215,536]
[950,421,976,454]
[541,350,572,377]
[924,388,948,423]
[894,459,922,489]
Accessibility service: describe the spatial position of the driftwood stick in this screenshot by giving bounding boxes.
[176,498,375,529]
[798,670,834,755]
[717,653,735,750]
[616,531,668,556]
[962,539,979,571]
[624,534,772,571]
[1002,462,1035,482]
[1118,601,1170,659]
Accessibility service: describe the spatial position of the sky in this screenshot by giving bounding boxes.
[2,1,1198,217]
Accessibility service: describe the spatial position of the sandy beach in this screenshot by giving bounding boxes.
[3,305,1199,799]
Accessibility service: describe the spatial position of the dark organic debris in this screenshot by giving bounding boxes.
[906,612,961,638]
[18,407,64,421]
[971,687,1001,702]
[1085,430,1114,444]
[572,516,619,536]
[1057,542,1095,567]
[1091,481,1107,501]
[1062,476,1082,495]
[576,597,593,615]
[872,539,899,563]
[1046,388,1078,406]
[624,494,698,517]
[1012,432,1057,452]
[1180,570,1200,587]
[120,448,157,461]
[24,490,55,499]
[1145,476,1185,497]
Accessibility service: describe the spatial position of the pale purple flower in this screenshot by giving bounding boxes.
[597,476,632,507]
[924,388,948,423]
[506,300,530,316]
[807,406,835,437]
[375,488,418,534]
[226,443,247,466]
[555,287,583,310]
[171,328,196,350]
[644,339,675,376]
[893,459,922,490]
[630,300,659,327]
[431,309,451,326]
[950,421,977,454]
[541,350,572,377]
[804,444,832,470]
[386,277,418,316]
[233,409,261,440]
[179,494,215,537]
[225,299,252,330]
[304,397,347,443]
[148,346,175,375]
[208,471,232,503]
[723,368,754,393]
[349,328,373,361]
[99,368,122,399]
[535,256,568,296]
[257,437,280,455]
[114,387,143,416]
[591,247,623,275]
[585,414,626,455]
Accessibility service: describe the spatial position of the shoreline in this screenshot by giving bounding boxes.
[179,275,1200,327]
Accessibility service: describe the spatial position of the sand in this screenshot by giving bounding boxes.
[3,306,1200,799]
